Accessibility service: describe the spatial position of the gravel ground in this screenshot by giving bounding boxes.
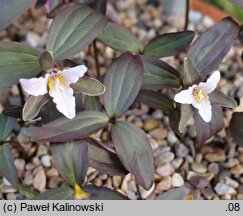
[0,0,242,200]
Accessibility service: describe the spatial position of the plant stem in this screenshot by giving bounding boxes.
[17,84,25,106]
[93,40,100,78]
[184,0,190,31]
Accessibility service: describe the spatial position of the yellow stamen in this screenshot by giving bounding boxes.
[48,73,67,93]
[48,77,53,94]
[74,184,90,200]
[192,87,208,104]
[57,74,66,87]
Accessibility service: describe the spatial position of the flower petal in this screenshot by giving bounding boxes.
[49,83,76,119]
[174,87,193,104]
[199,70,220,94]
[20,75,49,96]
[59,65,87,85]
[192,98,212,122]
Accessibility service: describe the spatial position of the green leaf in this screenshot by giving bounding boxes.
[104,52,143,118]
[140,55,181,90]
[51,140,88,186]
[111,121,154,190]
[0,144,19,187]
[18,183,37,199]
[188,17,239,77]
[156,187,190,200]
[136,90,174,112]
[87,138,128,176]
[168,107,181,136]
[35,187,74,200]
[84,96,102,111]
[0,114,16,141]
[97,22,141,53]
[39,51,53,71]
[193,106,223,144]
[229,0,243,9]
[209,89,237,108]
[23,95,50,121]
[0,0,35,32]
[183,57,202,87]
[32,111,109,142]
[83,185,128,200]
[0,42,41,88]
[2,106,23,119]
[46,3,108,60]
[143,31,195,58]
[178,104,193,134]
[71,76,106,96]
[230,112,243,147]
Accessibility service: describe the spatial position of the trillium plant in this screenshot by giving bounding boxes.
[0,0,242,200]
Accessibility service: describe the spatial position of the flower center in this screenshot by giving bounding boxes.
[48,70,66,94]
[192,87,208,104]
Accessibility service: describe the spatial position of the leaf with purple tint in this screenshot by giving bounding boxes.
[51,140,88,186]
[229,112,243,147]
[84,96,102,111]
[140,55,181,90]
[179,104,193,134]
[188,17,239,77]
[193,106,223,144]
[156,187,190,200]
[0,114,16,141]
[32,111,109,142]
[143,31,195,58]
[104,52,143,118]
[111,120,154,190]
[209,89,237,108]
[35,187,74,200]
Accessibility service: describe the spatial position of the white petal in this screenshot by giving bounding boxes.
[50,83,76,119]
[192,98,212,122]
[199,70,220,94]
[59,65,87,85]
[174,87,194,104]
[20,75,49,96]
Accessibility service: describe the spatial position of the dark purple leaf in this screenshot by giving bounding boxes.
[2,106,23,119]
[140,55,181,90]
[209,89,237,108]
[111,121,154,190]
[46,3,108,60]
[169,107,181,135]
[35,187,74,200]
[229,112,243,147]
[83,185,128,200]
[89,0,107,15]
[0,0,35,32]
[0,114,16,141]
[32,111,109,142]
[104,52,143,118]
[193,106,223,144]
[144,31,195,58]
[0,144,19,187]
[51,140,88,186]
[156,187,190,200]
[136,90,174,112]
[87,138,128,176]
[84,96,102,111]
[39,51,53,71]
[179,104,193,134]
[188,17,239,77]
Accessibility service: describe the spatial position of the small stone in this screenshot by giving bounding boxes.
[41,155,52,168]
[151,110,163,119]
[237,194,243,200]
[139,184,155,199]
[46,168,59,177]
[156,163,174,177]
[167,131,178,144]
[171,158,183,169]
[1,185,17,193]
[24,171,33,186]
[113,176,122,188]
[201,187,216,200]
[171,173,184,187]
[224,176,239,189]
[149,128,168,140]
[175,143,189,157]
[25,163,35,171]
[36,145,48,157]
[26,32,41,48]
[155,152,175,167]
[205,150,226,162]
[191,162,207,173]
[154,146,171,157]
[226,158,239,168]
[143,119,160,131]
[32,157,40,166]
[208,163,220,175]
[214,183,236,195]
[98,173,108,180]
[14,159,25,171]
[33,170,46,192]
[189,176,209,189]
[48,177,63,188]
[93,178,103,187]
[230,165,243,175]
[6,193,17,200]
[155,176,172,193]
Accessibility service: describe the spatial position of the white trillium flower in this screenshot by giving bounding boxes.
[174,70,220,123]
[20,65,87,119]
